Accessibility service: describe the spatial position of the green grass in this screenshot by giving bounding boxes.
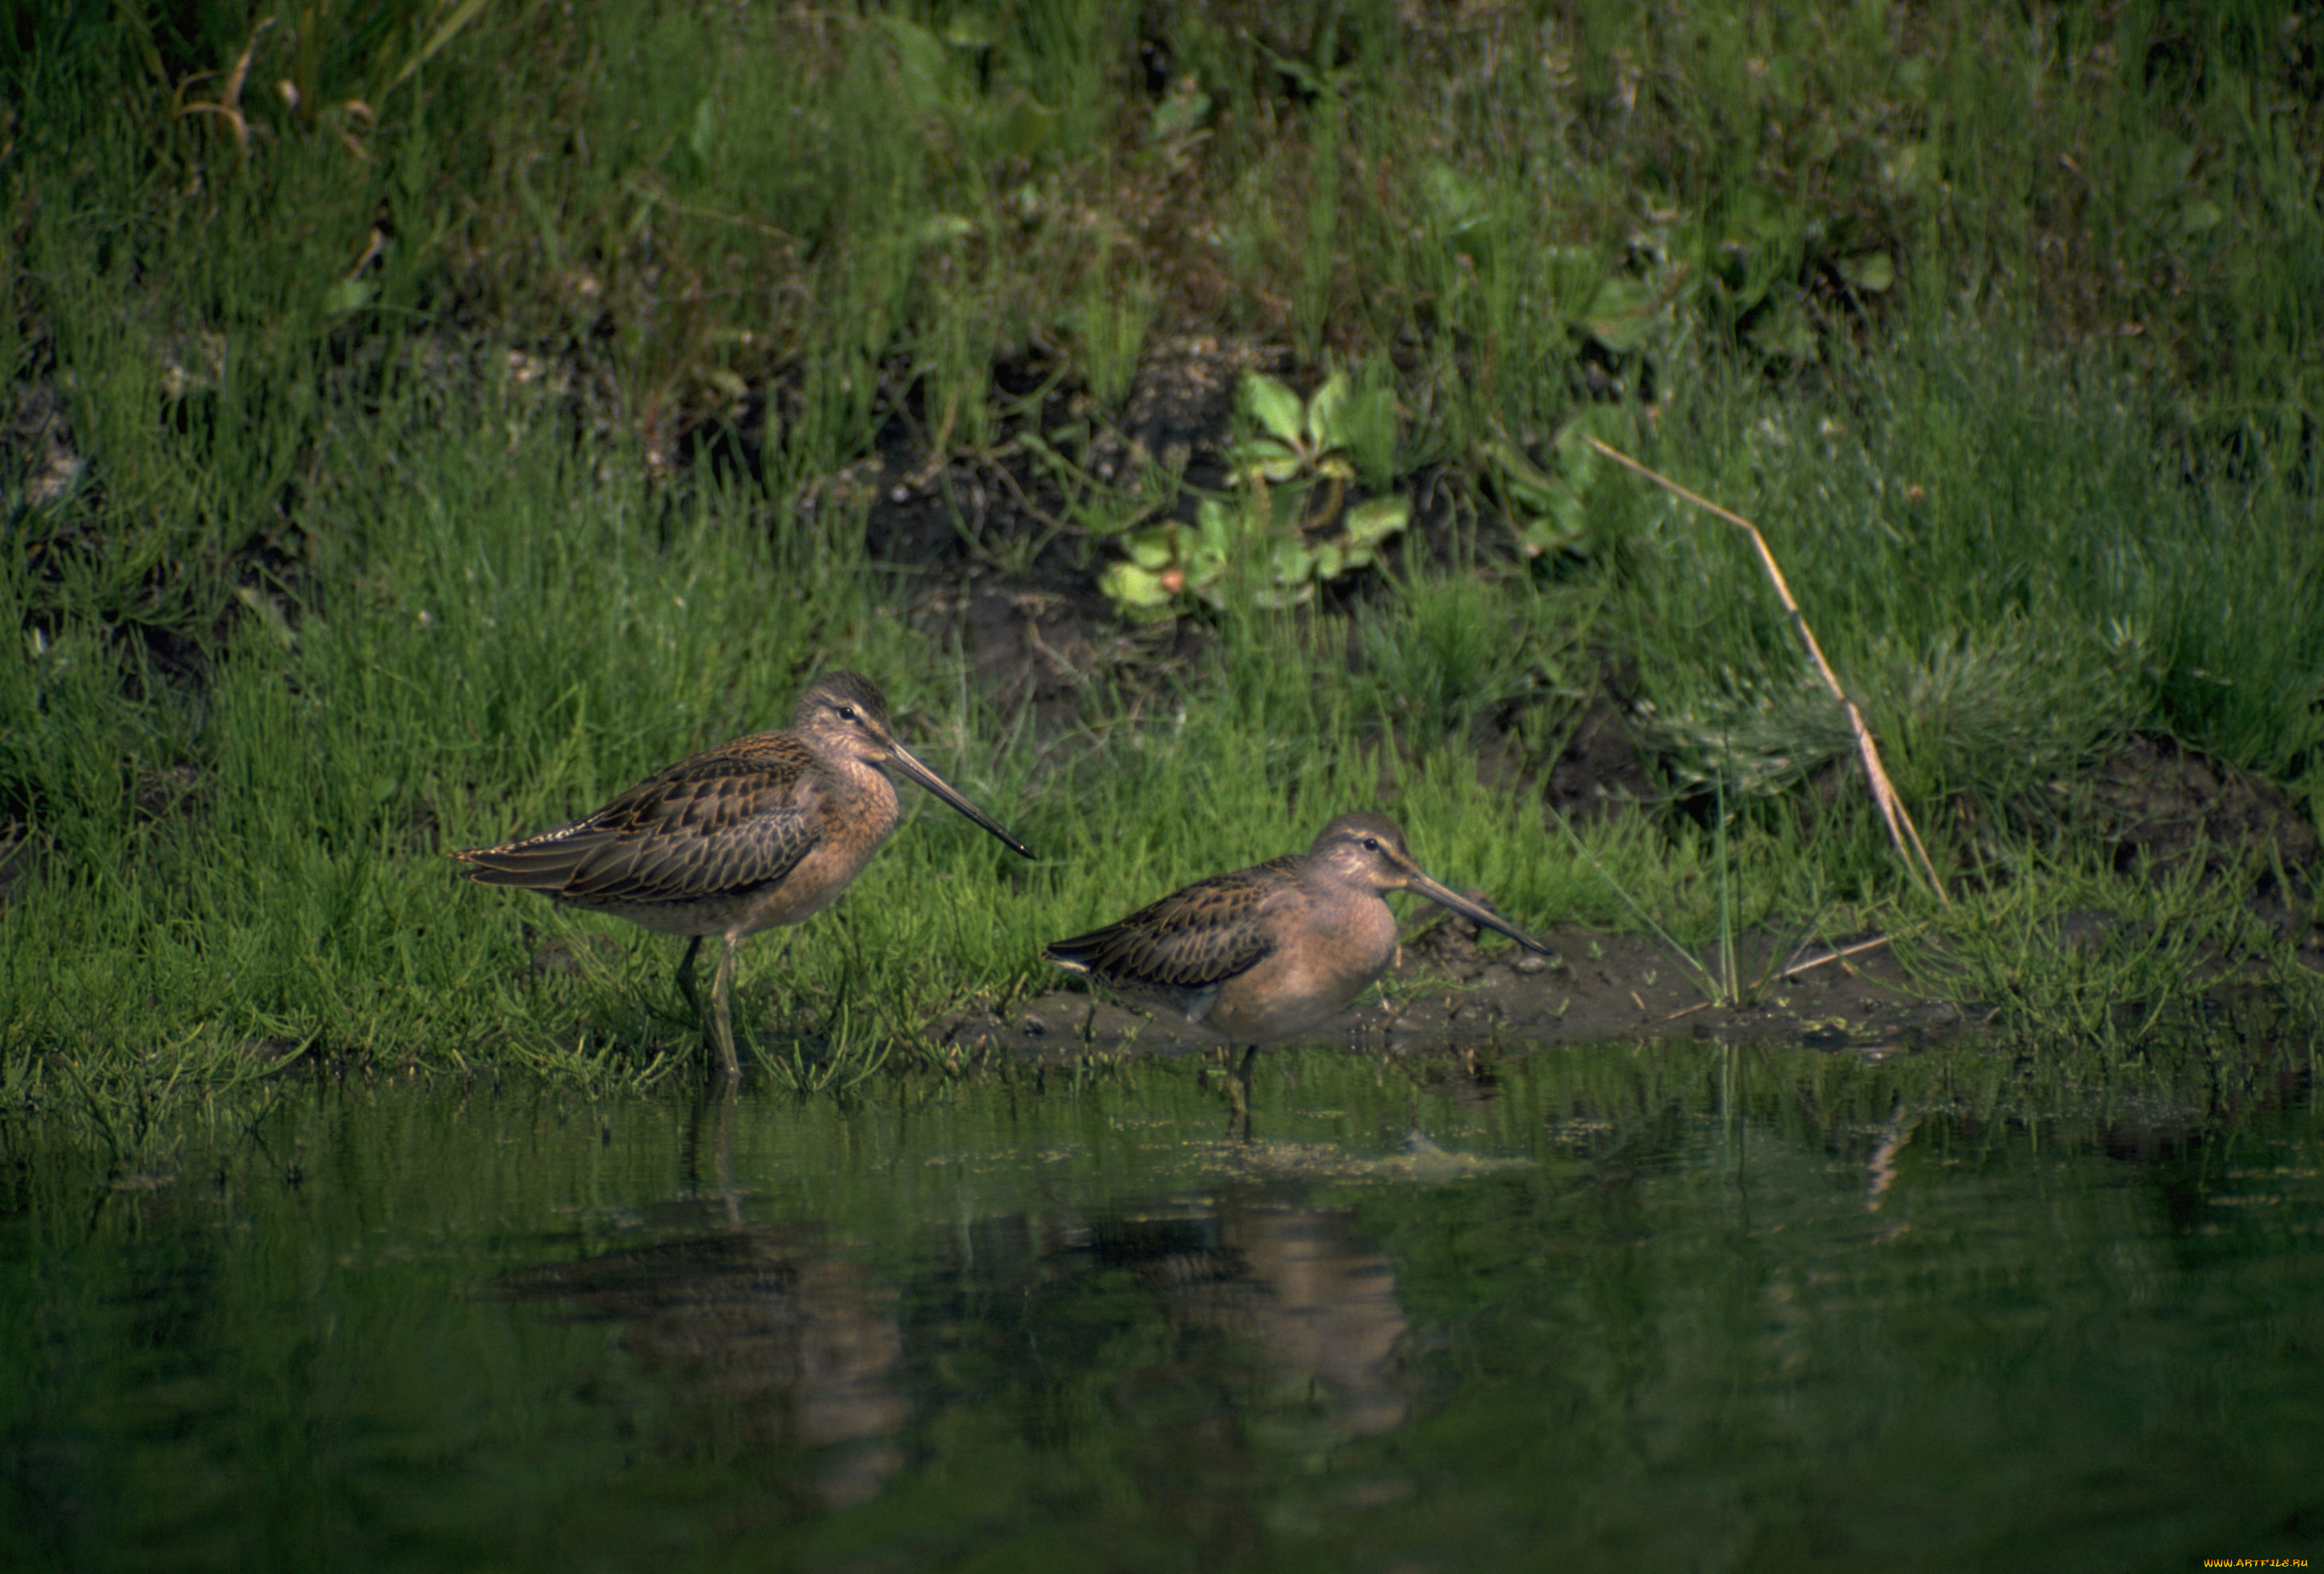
[3,0,2322,1095]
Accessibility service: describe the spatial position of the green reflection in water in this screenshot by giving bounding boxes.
[2,1043,2320,1572]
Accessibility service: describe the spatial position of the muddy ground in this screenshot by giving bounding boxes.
[933,902,2324,1066]
[936,918,1979,1064]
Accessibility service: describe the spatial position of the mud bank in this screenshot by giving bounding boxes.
[930,894,2324,1064]
[936,919,1975,1063]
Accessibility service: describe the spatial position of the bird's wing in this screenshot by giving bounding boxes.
[454,733,822,903]
[1044,858,1297,989]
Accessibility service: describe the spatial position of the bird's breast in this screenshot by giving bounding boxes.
[733,769,899,935]
[1203,890,1398,1044]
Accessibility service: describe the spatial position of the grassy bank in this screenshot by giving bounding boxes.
[3,1,2321,1094]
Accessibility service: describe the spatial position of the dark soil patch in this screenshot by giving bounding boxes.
[2072,734,2318,887]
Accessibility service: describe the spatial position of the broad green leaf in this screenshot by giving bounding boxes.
[1305,371,1351,450]
[1263,483,1307,530]
[2177,199,2225,236]
[1099,561,1173,608]
[1269,537,1314,583]
[879,17,951,113]
[1838,251,1894,293]
[1422,163,1489,240]
[1149,87,1211,144]
[1241,373,1305,446]
[323,277,377,316]
[1882,142,1936,195]
[1515,515,1584,559]
[1228,438,1303,482]
[1195,498,1239,553]
[995,97,1058,159]
[1124,525,1177,569]
[1312,541,1346,579]
[1341,384,1398,485]
[1584,277,1655,353]
[1345,494,1410,546]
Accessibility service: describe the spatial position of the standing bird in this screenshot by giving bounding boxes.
[452,672,1032,1080]
[1044,812,1550,1075]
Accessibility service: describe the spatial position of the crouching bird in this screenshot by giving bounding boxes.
[452,671,1033,1080]
[1043,812,1551,1080]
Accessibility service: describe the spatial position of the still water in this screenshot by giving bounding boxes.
[3,1041,2320,1572]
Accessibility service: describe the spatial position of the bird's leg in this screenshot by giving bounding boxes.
[709,934,744,1082]
[713,1082,741,1227]
[1226,1045,1257,1145]
[676,935,705,1028]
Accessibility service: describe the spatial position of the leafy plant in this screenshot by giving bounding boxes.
[1098,370,1409,618]
[1479,409,1624,559]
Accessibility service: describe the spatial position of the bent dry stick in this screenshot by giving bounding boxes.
[1585,436,1952,906]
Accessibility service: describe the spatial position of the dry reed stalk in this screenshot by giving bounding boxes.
[1585,437,1952,904]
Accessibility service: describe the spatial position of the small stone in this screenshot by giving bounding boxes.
[1021,1015,1047,1037]
[1511,952,1552,975]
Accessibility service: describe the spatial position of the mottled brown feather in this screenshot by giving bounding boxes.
[1043,856,1301,989]
[452,732,823,910]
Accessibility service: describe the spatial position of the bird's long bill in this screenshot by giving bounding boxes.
[889,742,1035,858]
[1405,869,1553,954]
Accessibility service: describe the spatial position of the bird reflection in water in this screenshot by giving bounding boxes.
[501,1097,906,1509]
[1087,1193,1414,1443]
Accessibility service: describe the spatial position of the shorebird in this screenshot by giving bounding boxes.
[452,672,1032,1080]
[1044,812,1550,1075]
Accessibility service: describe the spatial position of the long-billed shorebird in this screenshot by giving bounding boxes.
[1044,812,1550,1071]
[452,671,1032,1080]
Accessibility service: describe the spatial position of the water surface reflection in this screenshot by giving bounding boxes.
[2,1040,2319,1572]
[506,1227,910,1508]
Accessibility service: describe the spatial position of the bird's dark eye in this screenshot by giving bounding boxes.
[1362,837,1381,852]
[836,706,857,722]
